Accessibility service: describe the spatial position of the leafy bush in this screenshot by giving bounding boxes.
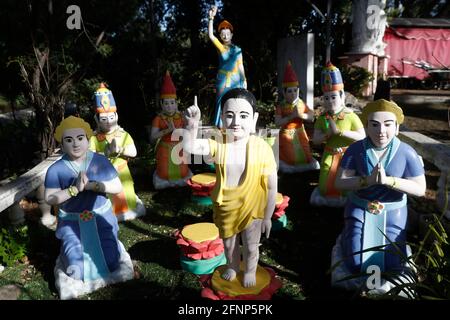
[0,225,29,267]
[256,99,277,129]
[340,65,374,98]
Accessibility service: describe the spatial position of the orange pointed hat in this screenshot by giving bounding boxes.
[321,61,344,93]
[94,82,117,114]
[282,61,299,88]
[160,71,177,99]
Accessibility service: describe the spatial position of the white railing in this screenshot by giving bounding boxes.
[398,130,450,220]
[0,152,61,225]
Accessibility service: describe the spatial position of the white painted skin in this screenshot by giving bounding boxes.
[97,112,118,134]
[323,90,344,114]
[366,111,398,149]
[284,87,299,104]
[219,28,233,45]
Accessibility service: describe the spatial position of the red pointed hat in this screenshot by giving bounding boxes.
[282,60,299,88]
[160,71,177,99]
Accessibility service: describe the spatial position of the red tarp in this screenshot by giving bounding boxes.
[384,27,450,80]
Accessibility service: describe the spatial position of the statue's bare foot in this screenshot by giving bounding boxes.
[221,268,237,281]
[243,272,256,287]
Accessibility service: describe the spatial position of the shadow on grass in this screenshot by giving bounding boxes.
[128,238,180,271]
[85,275,203,300]
[266,169,350,299]
[24,218,60,295]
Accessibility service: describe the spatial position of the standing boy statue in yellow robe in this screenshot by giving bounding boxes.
[183,88,277,288]
[89,83,146,222]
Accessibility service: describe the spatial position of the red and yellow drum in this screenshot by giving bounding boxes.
[186,173,216,206]
[175,222,226,275]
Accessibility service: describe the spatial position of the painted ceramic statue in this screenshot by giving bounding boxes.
[184,88,279,296]
[150,71,192,189]
[89,83,146,222]
[275,61,320,173]
[332,99,426,296]
[44,116,134,300]
[208,5,247,127]
[310,62,366,207]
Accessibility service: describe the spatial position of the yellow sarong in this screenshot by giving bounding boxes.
[208,136,277,239]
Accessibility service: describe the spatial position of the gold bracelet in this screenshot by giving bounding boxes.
[68,185,79,197]
[391,177,397,188]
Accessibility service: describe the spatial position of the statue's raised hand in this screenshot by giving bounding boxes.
[184,96,201,129]
[209,6,217,19]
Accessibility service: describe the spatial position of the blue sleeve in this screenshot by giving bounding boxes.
[93,154,119,182]
[44,162,62,189]
[340,142,358,171]
[403,145,425,178]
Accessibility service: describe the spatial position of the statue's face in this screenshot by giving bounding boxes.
[366,111,398,148]
[284,87,299,104]
[221,98,258,141]
[98,112,118,133]
[161,98,178,116]
[61,128,89,160]
[220,28,233,44]
[323,91,344,114]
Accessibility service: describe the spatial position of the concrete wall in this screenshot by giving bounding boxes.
[277,34,315,109]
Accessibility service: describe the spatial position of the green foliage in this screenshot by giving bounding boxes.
[366,214,450,300]
[0,225,29,267]
[256,99,276,129]
[97,43,113,58]
[340,65,374,98]
[411,215,450,299]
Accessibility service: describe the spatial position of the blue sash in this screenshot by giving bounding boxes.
[58,200,112,281]
[349,192,406,273]
[61,150,94,176]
